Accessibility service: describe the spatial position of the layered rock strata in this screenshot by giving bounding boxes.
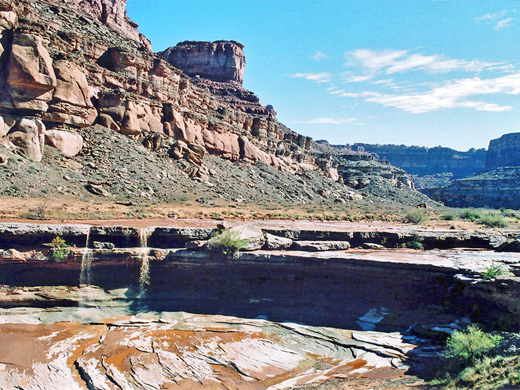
[485,132,520,170]
[0,0,429,205]
[0,311,419,390]
[426,132,520,208]
[328,143,487,190]
[0,0,341,183]
[425,167,520,209]
[159,40,246,84]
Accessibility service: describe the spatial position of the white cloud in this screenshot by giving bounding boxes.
[344,49,500,78]
[311,51,329,61]
[358,72,520,113]
[495,17,514,30]
[474,10,509,22]
[370,78,394,86]
[343,75,372,83]
[289,72,331,83]
[295,117,360,125]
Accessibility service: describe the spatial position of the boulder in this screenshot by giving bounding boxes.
[44,130,83,157]
[229,225,265,251]
[202,130,240,160]
[97,113,121,131]
[6,33,56,111]
[169,140,206,166]
[292,241,351,252]
[52,61,93,108]
[265,233,292,250]
[361,243,385,250]
[208,225,265,252]
[7,118,45,161]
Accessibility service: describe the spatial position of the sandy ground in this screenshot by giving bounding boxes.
[0,196,508,231]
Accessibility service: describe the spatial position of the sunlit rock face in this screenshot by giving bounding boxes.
[159,40,246,84]
[486,132,520,170]
[51,0,151,49]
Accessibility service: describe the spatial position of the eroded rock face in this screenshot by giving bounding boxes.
[52,0,151,49]
[6,32,56,112]
[159,40,246,84]
[486,132,520,170]
[425,167,520,209]
[7,118,45,161]
[0,0,429,203]
[44,129,83,157]
[0,312,417,390]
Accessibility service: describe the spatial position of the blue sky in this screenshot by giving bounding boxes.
[127,1,520,150]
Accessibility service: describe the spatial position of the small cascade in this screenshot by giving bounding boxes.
[138,228,151,292]
[79,230,94,309]
[80,249,93,286]
[80,229,93,286]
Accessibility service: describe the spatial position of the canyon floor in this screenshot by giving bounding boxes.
[0,219,519,389]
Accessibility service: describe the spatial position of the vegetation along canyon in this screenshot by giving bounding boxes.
[0,0,520,389]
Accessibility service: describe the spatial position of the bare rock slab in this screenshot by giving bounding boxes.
[293,240,351,251]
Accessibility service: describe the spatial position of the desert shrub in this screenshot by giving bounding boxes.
[404,210,427,224]
[406,240,424,250]
[480,214,509,228]
[461,209,482,222]
[50,236,70,260]
[446,325,503,362]
[21,203,50,220]
[480,262,504,280]
[453,355,520,389]
[207,229,249,259]
[500,209,520,219]
[440,213,455,221]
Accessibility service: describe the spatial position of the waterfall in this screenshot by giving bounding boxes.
[80,249,93,286]
[138,228,151,291]
[80,230,93,286]
[79,230,94,309]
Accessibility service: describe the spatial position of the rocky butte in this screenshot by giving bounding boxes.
[159,40,246,84]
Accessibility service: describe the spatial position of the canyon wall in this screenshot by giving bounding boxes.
[425,132,520,209]
[0,0,339,181]
[345,144,487,181]
[486,132,520,170]
[0,0,428,206]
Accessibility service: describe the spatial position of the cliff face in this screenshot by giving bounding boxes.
[0,0,335,179]
[0,0,428,206]
[426,132,520,209]
[346,144,487,180]
[159,41,246,85]
[53,0,150,49]
[425,167,520,209]
[486,132,520,170]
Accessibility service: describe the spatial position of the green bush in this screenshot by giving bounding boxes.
[440,213,455,221]
[405,210,427,224]
[461,209,482,222]
[207,229,249,258]
[480,262,504,280]
[480,214,509,228]
[50,236,70,260]
[406,240,424,250]
[446,325,503,362]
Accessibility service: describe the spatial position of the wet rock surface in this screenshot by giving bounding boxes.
[0,309,428,390]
